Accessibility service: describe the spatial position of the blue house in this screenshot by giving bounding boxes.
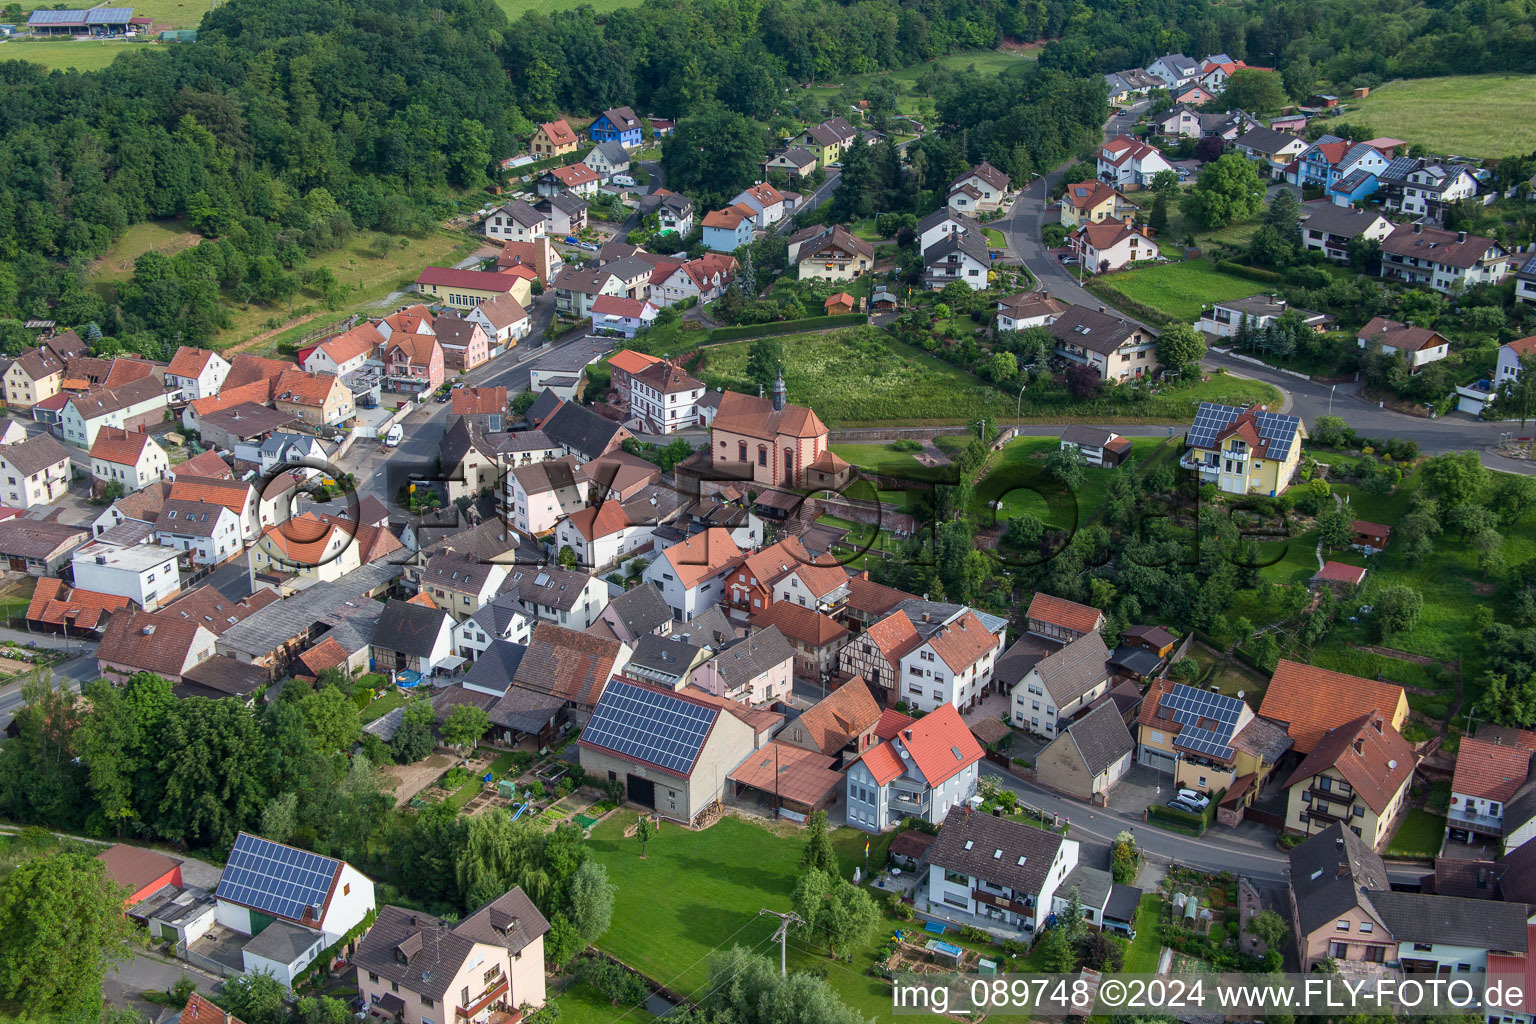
[589,107,642,148]
[1329,169,1379,207]
[701,204,756,253]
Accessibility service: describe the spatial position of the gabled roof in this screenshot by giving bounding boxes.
[1026,592,1104,635]
[952,161,1011,192]
[797,225,875,263]
[580,677,724,778]
[790,678,882,755]
[857,740,906,785]
[1313,560,1367,586]
[599,106,640,130]
[1061,180,1128,212]
[538,119,578,146]
[1186,402,1302,462]
[599,583,672,642]
[1069,217,1152,251]
[1380,222,1504,269]
[514,621,622,706]
[924,609,999,673]
[923,229,991,266]
[373,599,450,657]
[541,401,627,461]
[97,609,211,678]
[65,377,164,421]
[1287,822,1389,937]
[712,390,827,441]
[1453,737,1533,802]
[316,323,384,365]
[1259,659,1408,754]
[166,346,219,378]
[0,517,87,559]
[26,577,129,631]
[415,267,522,293]
[706,626,796,685]
[658,528,743,589]
[1062,701,1135,775]
[1357,316,1448,352]
[3,432,71,475]
[1284,712,1415,812]
[751,601,849,649]
[1046,304,1154,356]
[155,498,236,538]
[893,703,984,787]
[550,163,600,189]
[1033,630,1111,705]
[929,806,1067,895]
[1370,890,1529,951]
[862,608,924,662]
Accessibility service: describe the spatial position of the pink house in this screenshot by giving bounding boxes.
[384,334,445,394]
[433,314,491,373]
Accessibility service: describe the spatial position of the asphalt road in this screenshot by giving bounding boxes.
[0,648,99,732]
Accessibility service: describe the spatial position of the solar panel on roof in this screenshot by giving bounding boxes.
[583,680,717,775]
[28,9,87,23]
[215,834,341,923]
[85,7,133,21]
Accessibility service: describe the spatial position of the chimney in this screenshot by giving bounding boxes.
[922,612,930,622]
[1458,230,1468,243]
[1413,223,1422,234]
[1098,305,1106,313]
[904,729,913,741]
[1335,836,1344,849]
[1352,737,1364,755]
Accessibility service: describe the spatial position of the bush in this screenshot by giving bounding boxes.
[959,925,991,943]
[442,765,470,790]
[1042,223,1067,246]
[1147,803,1205,832]
[1214,259,1284,284]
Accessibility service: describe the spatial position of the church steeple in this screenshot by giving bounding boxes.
[771,364,786,412]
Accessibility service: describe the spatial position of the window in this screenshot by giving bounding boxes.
[461,988,470,1006]
[1336,920,1350,932]
[1359,921,1372,933]
[369,973,379,983]
[422,998,434,1009]
[1413,942,1434,952]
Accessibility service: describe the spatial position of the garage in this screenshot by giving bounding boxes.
[1138,747,1176,773]
[626,773,655,809]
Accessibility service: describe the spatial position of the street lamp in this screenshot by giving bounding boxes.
[1016,383,1028,430]
[1328,384,1336,417]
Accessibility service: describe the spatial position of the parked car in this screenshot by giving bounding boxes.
[1059,255,1081,265]
[1168,797,1202,813]
[451,381,465,390]
[612,174,637,187]
[1177,788,1210,810]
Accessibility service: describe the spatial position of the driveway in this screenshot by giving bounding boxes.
[103,952,218,1017]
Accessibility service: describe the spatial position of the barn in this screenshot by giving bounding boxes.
[97,843,184,911]
[27,7,134,35]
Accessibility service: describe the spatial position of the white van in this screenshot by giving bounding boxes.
[384,424,403,448]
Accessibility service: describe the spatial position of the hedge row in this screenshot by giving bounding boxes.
[1147,803,1206,834]
[1215,259,1284,284]
[703,312,868,343]
[1084,282,1173,327]
[513,145,596,179]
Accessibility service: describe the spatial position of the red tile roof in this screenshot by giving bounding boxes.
[173,451,233,480]
[298,637,351,677]
[1283,712,1415,813]
[1453,737,1532,802]
[924,610,997,673]
[1314,561,1366,585]
[1259,659,1408,754]
[858,740,906,785]
[863,608,923,661]
[1026,592,1104,635]
[874,707,914,741]
[317,323,385,365]
[550,163,600,188]
[751,601,849,649]
[659,528,743,590]
[26,577,129,631]
[166,346,217,378]
[894,703,984,787]
[539,120,578,147]
[790,678,881,754]
[415,267,521,293]
[169,478,252,517]
[89,426,156,466]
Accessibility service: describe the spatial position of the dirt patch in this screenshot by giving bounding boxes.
[1473,582,1496,596]
[0,655,38,676]
[383,753,456,808]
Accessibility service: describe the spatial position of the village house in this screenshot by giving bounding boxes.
[1010,630,1112,737]
[0,517,88,576]
[751,600,850,680]
[1057,425,1133,468]
[591,296,657,339]
[505,457,588,534]
[383,333,445,395]
[896,605,1005,714]
[25,577,129,639]
[1197,294,1332,338]
[1103,67,1164,102]
[164,347,230,401]
[916,209,980,252]
[273,371,354,428]
[73,532,182,611]
[462,293,531,349]
[1059,180,1139,227]
[1046,304,1160,381]
[530,118,579,157]
[796,117,857,166]
[1,432,72,508]
[300,324,382,378]
[539,400,631,462]
[1096,136,1176,189]
[1136,678,1293,805]
[731,182,790,228]
[355,889,548,1024]
[1379,222,1511,294]
[946,162,1012,213]
[1233,126,1310,179]
[777,678,882,764]
[701,203,758,253]
[628,359,706,434]
[792,225,874,281]
[645,528,744,622]
[1287,823,1395,971]
[1034,701,1137,801]
[691,626,796,706]
[1445,736,1532,848]
[97,609,216,683]
[169,476,267,543]
[451,592,532,663]
[1025,592,1104,643]
[589,106,642,147]
[925,807,1080,939]
[421,552,511,622]
[61,378,168,450]
[554,500,651,571]
[250,513,361,588]
[1356,316,1451,371]
[153,498,243,567]
[1258,660,1410,755]
[923,230,992,290]
[4,347,65,409]
[369,599,456,676]
[414,267,531,310]
[1296,201,1395,262]
[431,315,491,373]
[1147,53,1202,88]
[535,194,588,237]
[1282,711,1416,848]
[1181,401,1306,496]
[583,140,631,182]
[502,565,611,632]
[996,291,1069,333]
[1067,218,1155,274]
[544,163,601,197]
[764,148,818,181]
[483,199,546,244]
[647,254,737,309]
[1377,156,1479,221]
[636,190,696,237]
[846,704,983,832]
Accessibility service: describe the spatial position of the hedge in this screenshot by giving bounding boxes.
[1214,259,1284,284]
[1083,281,1173,327]
[704,312,868,342]
[1147,803,1206,834]
[512,145,596,179]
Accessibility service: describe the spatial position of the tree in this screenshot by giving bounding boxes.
[1065,363,1101,399]
[817,880,878,958]
[219,971,289,1024]
[744,337,784,392]
[543,913,584,971]
[391,700,436,764]
[1474,527,1505,575]
[260,790,299,843]
[1181,154,1264,230]
[1315,507,1351,550]
[1222,70,1287,113]
[1060,886,1088,943]
[1149,170,1181,200]
[567,860,616,942]
[1111,831,1138,884]
[800,809,838,875]
[1150,194,1169,233]
[1155,322,1206,378]
[0,851,131,1019]
[662,107,766,207]
[1035,924,1077,972]
[1247,909,1288,952]
[1045,444,1088,489]
[986,350,1018,383]
[1375,585,1424,641]
[300,683,361,754]
[1397,508,1442,566]
[1264,187,1302,236]
[441,704,490,754]
[635,816,654,858]
[1421,451,1488,509]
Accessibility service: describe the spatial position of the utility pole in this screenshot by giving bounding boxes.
[759,908,805,976]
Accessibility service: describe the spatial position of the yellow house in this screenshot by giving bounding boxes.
[792,225,875,282]
[530,119,579,158]
[796,117,857,167]
[4,348,65,409]
[249,513,360,587]
[1136,678,1289,804]
[1059,180,1140,228]
[1182,401,1307,496]
[1282,712,1416,849]
[414,267,531,310]
[273,371,355,427]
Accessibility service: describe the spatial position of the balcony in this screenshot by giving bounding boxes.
[1179,454,1220,478]
[456,978,510,1022]
[1447,805,1504,837]
[972,889,1035,919]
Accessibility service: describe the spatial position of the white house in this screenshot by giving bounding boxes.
[1067,218,1156,273]
[917,209,980,253]
[583,141,632,182]
[897,607,1004,713]
[483,200,548,243]
[647,256,736,309]
[731,182,789,228]
[1378,157,1479,220]
[500,565,612,632]
[61,378,169,450]
[1356,316,1451,371]
[923,231,992,291]
[153,498,243,566]
[845,703,983,832]
[629,360,707,434]
[591,295,657,338]
[164,347,230,401]
[419,552,511,622]
[1147,53,1202,89]
[644,527,743,622]
[1197,294,1332,338]
[1096,136,1176,189]
[71,537,181,611]
[1370,891,1530,975]
[996,291,1069,333]
[946,162,1011,212]
[1445,736,1530,848]
[1009,631,1111,737]
[301,323,383,377]
[214,831,375,956]
[0,433,72,509]
[89,428,167,495]
[1296,201,1395,263]
[1378,222,1511,295]
[371,599,458,675]
[464,293,531,347]
[924,806,1081,939]
[452,593,533,664]
[505,457,588,534]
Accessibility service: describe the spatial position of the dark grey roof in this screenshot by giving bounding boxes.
[1235,126,1303,155]
[629,633,707,681]
[498,199,543,228]
[541,400,625,460]
[1232,714,1294,763]
[1062,701,1134,776]
[432,684,498,723]
[1060,863,1113,910]
[922,229,990,266]
[176,656,268,699]
[242,919,321,964]
[541,192,588,216]
[1370,890,1529,951]
[602,583,672,642]
[354,889,549,1001]
[0,518,88,559]
[527,388,564,425]
[1213,295,1330,323]
[589,141,629,166]
[1108,645,1163,677]
[215,563,398,657]
[1296,199,1392,238]
[1497,837,1536,903]
[928,807,1067,897]
[1059,425,1117,448]
[2,433,70,476]
[705,626,794,684]
[487,683,565,734]
[917,208,979,234]
[363,705,407,741]
[1104,883,1143,924]
[679,605,735,648]
[993,634,1063,689]
[373,600,450,657]
[470,592,528,639]
[1036,631,1111,706]
[1047,304,1154,356]
[1287,823,1389,937]
[422,551,502,595]
[155,499,229,538]
[502,565,596,613]
[461,640,529,695]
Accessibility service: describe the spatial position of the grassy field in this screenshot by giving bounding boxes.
[829,442,952,482]
[1345,75,1536,159]
[796,47,1038,118]
[1092,259,1261,321]
[91,220,202,281]
[1122,893,1164,972]
[551,981,656,1024]
[494,0,637,18]
[12,0,211,29]
[0,38,166,71]
[973,435,1171,528]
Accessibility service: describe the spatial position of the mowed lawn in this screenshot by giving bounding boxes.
[0,38,164,71]
[1095,259,1261,321]
[585,815,935,1022]
[1347,75,1536,159]
[496,0,637,18]
[91,220,202,281]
